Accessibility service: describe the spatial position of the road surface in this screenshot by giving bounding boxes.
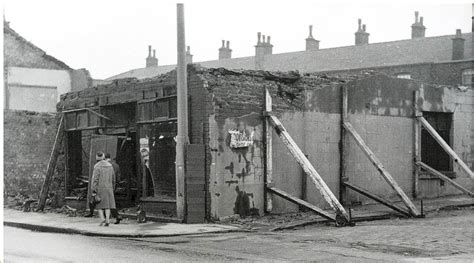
[4,208,474,262]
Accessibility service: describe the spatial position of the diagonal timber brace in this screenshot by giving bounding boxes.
[418,116,474,179]
[267,114,351,225]
[343,182,412,217]
[267,187,337,223]
[417,162,474,198]
[343,122,420,217]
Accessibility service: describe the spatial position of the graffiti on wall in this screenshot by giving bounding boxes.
[228,129,254,148]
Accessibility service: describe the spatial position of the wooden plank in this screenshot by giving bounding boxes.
[340,85,349,204]
[264,88,273,213]
[267,187,336,222]
[85,108,112,121]
[417,162,474,197]
[343,121,420,216]
[38,115,65,211]
[343,182,412,217]
[269,115,350,224]
[413,90,421,198]
[418,116,474,179]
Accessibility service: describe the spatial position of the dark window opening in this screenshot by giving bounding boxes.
[421,111,454,177]
[101,103,136,128]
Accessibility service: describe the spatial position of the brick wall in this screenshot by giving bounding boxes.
[4,110,65,202]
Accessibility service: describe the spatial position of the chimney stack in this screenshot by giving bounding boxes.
[355,19,369,45]
[186,46,193,64]
[218,40,232,59]
[306,25,320,51]
[411,11,426,38]
[255,32,273,70]
[146,45,158,67]
[452,29,465,60]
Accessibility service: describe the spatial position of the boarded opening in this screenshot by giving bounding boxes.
[421,112,453,177]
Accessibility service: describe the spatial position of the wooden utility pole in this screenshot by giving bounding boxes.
[176,3,189,221]
[38,115,65,211]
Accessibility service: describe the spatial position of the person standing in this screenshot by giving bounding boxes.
[91,151,116,226]
[105,153,122,224]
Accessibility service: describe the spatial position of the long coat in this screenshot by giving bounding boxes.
[91,160,116,209]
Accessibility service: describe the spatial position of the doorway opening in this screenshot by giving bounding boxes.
[421,111,454,177]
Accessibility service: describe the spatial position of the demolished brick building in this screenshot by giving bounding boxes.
[38,64,473,223]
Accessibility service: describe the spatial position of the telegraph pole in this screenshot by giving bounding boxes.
[176,3,189,221]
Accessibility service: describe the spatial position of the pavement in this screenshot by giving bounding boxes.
[3,209,246,237]
[4,195,473,237]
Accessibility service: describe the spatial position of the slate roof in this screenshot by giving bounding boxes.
[4,23,72,70]
[106,32,473,81]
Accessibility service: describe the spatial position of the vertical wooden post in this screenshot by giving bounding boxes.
[413,90,421,198]
[38,115,65,211]
[264,88,273,213]
[339,85,349,204]
[176,3,189,220]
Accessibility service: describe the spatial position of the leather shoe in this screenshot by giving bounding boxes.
[114,218,122,224]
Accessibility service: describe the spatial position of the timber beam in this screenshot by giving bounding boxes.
[343,182,412,217]
[417,162,474,198]
[267,187,339,223]
[418,117,474,179]
[38,115,65,211]
[343,121,420,217]
[268,115,351,225]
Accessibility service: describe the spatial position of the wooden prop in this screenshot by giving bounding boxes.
[417,162,474,198]
[268,115,350,224]
[38,115,65,211]
[418,116,474,179]
[343,122,420,216]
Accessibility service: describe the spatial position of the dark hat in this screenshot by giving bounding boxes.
[96,151,105,161]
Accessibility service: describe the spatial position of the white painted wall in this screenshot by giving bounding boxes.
[7,66,72,112]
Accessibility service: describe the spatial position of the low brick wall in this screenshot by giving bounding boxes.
[4,110,65,203]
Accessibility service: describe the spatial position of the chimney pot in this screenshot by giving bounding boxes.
[257,32,261,44]
[263,35,266,44]
[309,25,313,38]
[267,36,271,44]
[148,45,152,57]
[455,29,462,38]
[153,49,156,58]
[411,11,426,38]
[219,40,232,59]
[355,20,369,45]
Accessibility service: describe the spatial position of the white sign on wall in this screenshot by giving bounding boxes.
[229,129,254,148]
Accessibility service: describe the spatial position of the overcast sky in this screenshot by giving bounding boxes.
[3,1,472,79]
